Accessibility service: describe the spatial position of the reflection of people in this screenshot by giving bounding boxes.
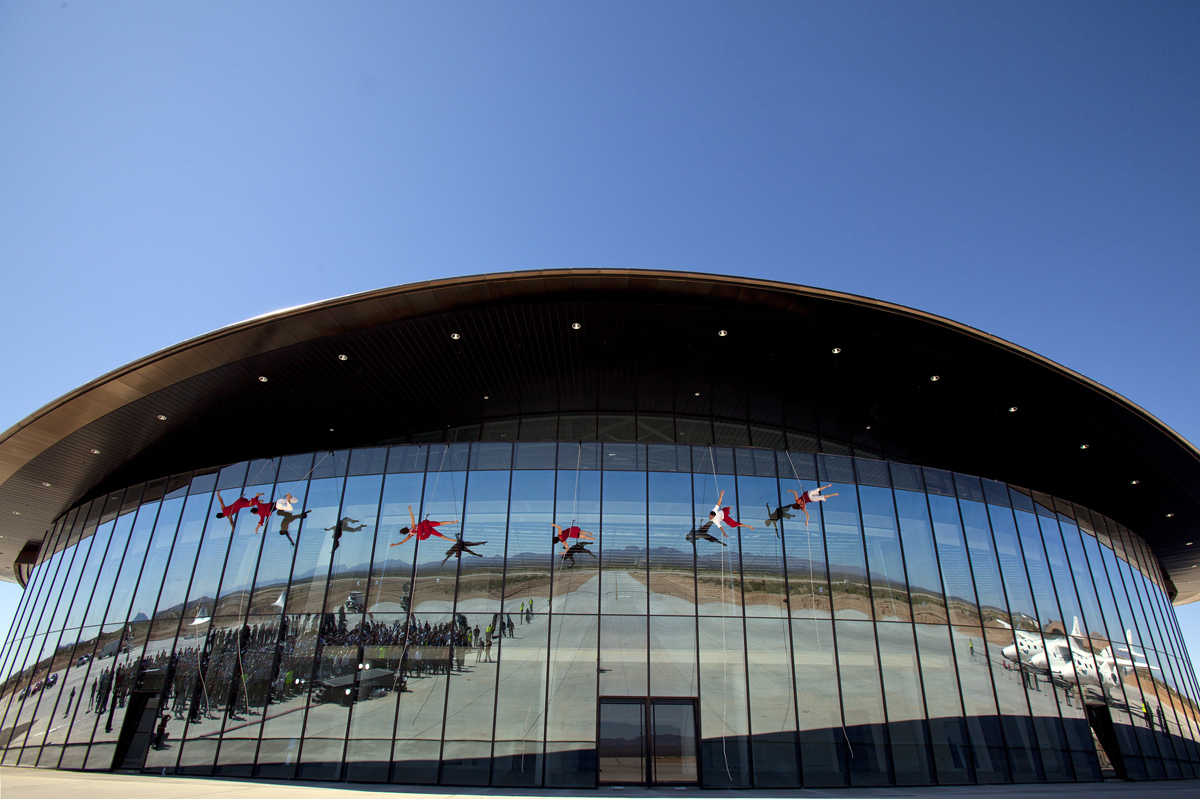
[686,522,727,546]
[326,517,367,552]
[763,503,794,534]
[561,540,596,566]
[710,490,753,532]
[274,494,310,546]
[215,492,261,530]
[441,534,488,565]
[787,485,839,524]
[390,506,457,547]
[552,523,595,553]
[63,686,76,717]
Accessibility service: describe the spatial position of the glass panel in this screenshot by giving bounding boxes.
[929,495,981,627]
[697,616,749,787]
[343,614,405,782]
[598,700,644,783]
[283,478,347,616]
[860,486,910,622]
[647,472,695,615]
[501,470,554,619]
[599,615,647,697]
[491,607,548,787]
[738,475,787,618]
[825,485,870,620]
[153,491,215,625]
[544,613,597,787]
[950,624,1010,782]
[552,465,599,615]
[836,619,889,786]
[792,617,844,785]
[441,612,498,785]
[453,470,509,616]
[960,499,1010,629]
[600,472,647,614]
[324,474,383,614]
[745,616,798,786]
[694,474,743,617]
[895,490,947,625]
[877,621,932,785]
[649,616,696,697]
[126,495,187,634]
[365,472,425,615]
[914,623,970,784]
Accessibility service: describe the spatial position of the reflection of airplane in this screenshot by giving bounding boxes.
[1000,618,1159,693]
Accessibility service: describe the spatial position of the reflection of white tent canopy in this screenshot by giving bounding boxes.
[272,590,286,610]
[190,615,211,626]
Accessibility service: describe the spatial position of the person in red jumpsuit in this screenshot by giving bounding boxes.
[215,492,262,531]
[390,506,458,547]
[551,523,595,554]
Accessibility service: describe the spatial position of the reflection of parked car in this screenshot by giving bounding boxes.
[76,654,91,667]
[17,687,28,700]
[45,673,59,688]
[30,680,43,695]
[346,592,364,613]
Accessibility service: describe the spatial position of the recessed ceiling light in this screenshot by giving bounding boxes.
[11,511,18,516]
[1187,542,1193,546]
[338,354,348,361]
[831,347,841,354]
[450,333,461,340]
[1008,407,1018,413]
[1131,480,1140,485]
[718,330,728,337]
[483,395,489,400]
[89,448,100,455]
[930,375,940,382]
[41,482,51,488]
[1167,513,1175,518]
[156,414,167,421]
[1079,444,1089,450]
[571,322,581,330]
[258,376,269,383]
[866,425,872,430]
[694,392,700,397]
[329,428,335,432]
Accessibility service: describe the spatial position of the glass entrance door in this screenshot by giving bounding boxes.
[649,700,698,784]
[598,700,645,784]
[599,698,698,786]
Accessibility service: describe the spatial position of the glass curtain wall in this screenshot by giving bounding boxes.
[1,440,1197,788]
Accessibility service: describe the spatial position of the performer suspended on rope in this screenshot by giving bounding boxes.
[390,506,458,547]
[247,495,275,534]
[326,517,367,553]
[709,489,753,533]
[441,534,488,565]
[787,485,839,525]
[686,520,727,546]
[551,523,595,554]
[273,493,310,546]
[214,492,262,531]
[560,540,596,567]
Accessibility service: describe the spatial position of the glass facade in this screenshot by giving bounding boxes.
[1,437,1197,786]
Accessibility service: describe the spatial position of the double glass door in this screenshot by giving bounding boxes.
[598,698,698,785]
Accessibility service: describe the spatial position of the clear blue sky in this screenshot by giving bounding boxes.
[1,2,1199,674]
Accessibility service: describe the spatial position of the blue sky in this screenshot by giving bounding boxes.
[1,2,1199,673]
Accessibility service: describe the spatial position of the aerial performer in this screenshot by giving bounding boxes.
[441,534,488,565]
[709,490,753,533]
[390,506,458,547]
[273,493,310,546]
[247,495,275,534]
[551,523,595,554]
[214,492,262,531]
[787,485,839,525]
[326,517,367,553]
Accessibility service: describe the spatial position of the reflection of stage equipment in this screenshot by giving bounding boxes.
[346,591,365,613]
[315,668,395,706]
[401,581,412,613]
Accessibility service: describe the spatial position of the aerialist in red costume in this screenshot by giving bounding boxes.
[389,506,458,547]
[551,523,595,554]
[709,490,753,534]
[215,492,262,531]
[787,485,839,525]
[248,496,274,534]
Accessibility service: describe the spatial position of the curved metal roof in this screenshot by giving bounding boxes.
[2,269,1197,601]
